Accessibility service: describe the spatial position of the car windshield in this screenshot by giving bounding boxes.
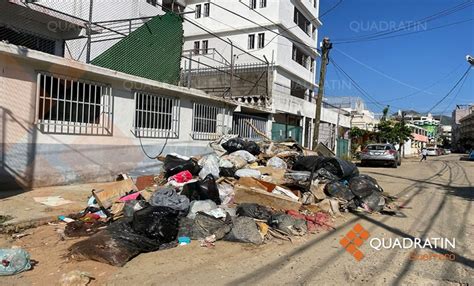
[427,148,435,151]
[367,145,390,151]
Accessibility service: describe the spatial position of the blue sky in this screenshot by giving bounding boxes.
[319,0,474,115]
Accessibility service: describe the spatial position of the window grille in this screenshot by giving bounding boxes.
[203,3,210,17]
[248,34,255,50]
[232,114,267,140]
[258,33,265,49]
[260,0,267,8]
[249,0,257,9]
[133,91,180,138]
[192,103,225,140]
[202,40,209,54]
[195,4,202,18]
[36,72,113,135]
[194,41,200,54]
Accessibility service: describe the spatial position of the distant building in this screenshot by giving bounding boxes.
[406,113,440,144]
[452,104,473,151]
[459,106,474,150]
[324,96,378,131]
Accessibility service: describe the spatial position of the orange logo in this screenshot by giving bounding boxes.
[340,223,370,261]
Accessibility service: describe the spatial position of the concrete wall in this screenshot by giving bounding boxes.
[0,43,236,190]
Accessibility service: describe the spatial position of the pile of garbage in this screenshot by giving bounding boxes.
[60,137,393,267]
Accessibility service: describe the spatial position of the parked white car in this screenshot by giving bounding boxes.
[426,148,438,156]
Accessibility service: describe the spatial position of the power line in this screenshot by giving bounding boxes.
[437,71,470,114]
[330,58,386,110]
[332,0,474,43]
[319,0,344,18]
[426,65,472,114]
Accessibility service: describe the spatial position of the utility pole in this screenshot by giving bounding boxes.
[312,37,332,150]
[86,0,93,63]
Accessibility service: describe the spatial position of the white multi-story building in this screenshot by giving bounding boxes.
[181,0,322,147]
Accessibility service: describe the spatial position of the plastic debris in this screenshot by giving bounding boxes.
[235,169,261,179]
[187,200,218,219]
[0,248,31,276]
[198,155,220,179]
[266,156,288,169]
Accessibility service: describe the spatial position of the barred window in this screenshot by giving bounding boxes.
[36,72,112,135]
[195,4,201,18]
[248,34,255,50]
[203,3,210,17]
[258,33,265,49]
[192,103,225,140]
[134,91,180,138]
[260,0,267,8]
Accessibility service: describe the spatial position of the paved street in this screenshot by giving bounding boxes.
[3,154,472,285]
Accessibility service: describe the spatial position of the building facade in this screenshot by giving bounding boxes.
[452,104,473,151]
[459,107,474,150]
[181,0,325,147]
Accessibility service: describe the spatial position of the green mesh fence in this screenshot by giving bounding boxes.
[91,13,183,85]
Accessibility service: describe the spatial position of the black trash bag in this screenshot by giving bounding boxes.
[349,176,382,198]
[123,200,149,218]
[181,174,221,205]
[132,206,180,242]
[236,203,274,220]
[149,187,190,216]
[321,157,359,179]
[69,219,164,267]
[325,182,355,201]
[315,168,340,181]
[358,192,385,212]
[268,214,307,236]
[224,216,263,244]
[219,167,236,177]
[191,212,232,240]
[221,138,246,153]
[244,141,261,155]
[221,138,261,155]
[163,154,200,178]
[292,156,326,172]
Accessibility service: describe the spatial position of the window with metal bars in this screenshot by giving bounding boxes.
[191,103,225,140]
[248,34,255,50]
[36,72,113,135]
[195,4,202,18]
[257,33,265,49]
[203,3,210,17]
[133,91,180,138]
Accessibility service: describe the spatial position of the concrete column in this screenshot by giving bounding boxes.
[301,116,306,148]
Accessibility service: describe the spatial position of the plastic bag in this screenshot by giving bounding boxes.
[314,168,340,182]
[285,171,312,182]
[292,156,326,172]
[266,157,288,169]
[218,183,234,205]
[235,169,261,179]
[69,219,163,266]
[181,174,221,205]
[236,203,273,220]
[225,155,247,169]
[349,176,381,198]
[221,138,261,155]
[219,167,236,177]
[191,212,232,240]
[132,206,180,241]
[187,200,218,219]
[149,187,190,215]
[0,248,31,276]
[198,155,220,179]
[221,138,246,153]
[224,217,263,244]
[321,157,359,179]
[168,170,193,183]
[219,158,234,168]
[268,214,307,236]
[163,154,200,178]
[124,200,149,218]
[229,150,256,163]
[325,182,355,201]
[64,220,108,237]
[359,192,385,212]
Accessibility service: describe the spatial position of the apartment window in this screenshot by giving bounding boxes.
[257,33,265,48]
[1,26,56,55]
[36,72,112,135]
[248,34,255,49]
[292,44,311,70]
[146,0,157,6]
[134,91,180,138]
[291,81,306,99]
[194,41,200,54]
[293,7,311,36]
[192,103,224,140]
[249,0,257,9]
[260,0,267,8]
[203,3,210,17]
[195,4,201,18]
[202,40,209,54]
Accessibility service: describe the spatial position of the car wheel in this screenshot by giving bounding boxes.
[398,160,401,166]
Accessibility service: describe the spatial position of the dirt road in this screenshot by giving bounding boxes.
[2,154,473,285]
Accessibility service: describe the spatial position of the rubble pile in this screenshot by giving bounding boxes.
[62,137,394,267]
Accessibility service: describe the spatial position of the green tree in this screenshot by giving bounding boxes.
[375,106,412,148]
